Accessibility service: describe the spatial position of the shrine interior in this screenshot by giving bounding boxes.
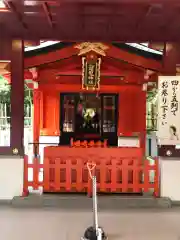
[60,93,118,146]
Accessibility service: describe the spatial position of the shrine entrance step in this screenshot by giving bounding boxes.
[12,194,171,209]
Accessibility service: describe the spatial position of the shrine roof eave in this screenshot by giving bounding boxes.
[24,42,162,72]
[25,42,162,61]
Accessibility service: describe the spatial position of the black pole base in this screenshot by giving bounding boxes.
[83,226,107,240]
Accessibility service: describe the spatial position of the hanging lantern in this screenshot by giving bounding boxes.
[82,55,101,90]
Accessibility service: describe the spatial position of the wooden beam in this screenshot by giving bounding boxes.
[10,40,24,156]
[39,83,141,93]
[42,2,53,28]
[163,43,180,74]
[4,1,28,29]
[30,0,180,3]
[0,38,11,60]
[106,44,162,71]
[136,5,152,30]
[56,70,125,77]
[41,77,125,85]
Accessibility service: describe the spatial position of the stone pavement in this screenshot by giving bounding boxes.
[0,206,180,240]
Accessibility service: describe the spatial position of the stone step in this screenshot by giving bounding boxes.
[11,194,172,209]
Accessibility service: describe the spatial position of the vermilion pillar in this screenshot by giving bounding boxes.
[33,89,41,144]
[10,40,24,156]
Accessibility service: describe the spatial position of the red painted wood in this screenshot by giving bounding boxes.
[39,67,143,84]
[23,155,29,196]
[23,155,44,196]
[41,77,123,85]
[0,147,15,155]
[38,54,147,76]
[43,156,50,191]
[0,38,11,60]
[118,88,134,135]
[24,43,162,71]
[71,139,107,148]
[33,90,41,146]
[10,40,24,156]
[31,43,147,156]
[25,46,78,68]
[40,91,60,136]
[39,83,139,93]
[38,83,145,143]
[163,43,180,74]
[23,149,159,196]
[117,87,146,151]
[106,44,162,71]
[21,146,159,195]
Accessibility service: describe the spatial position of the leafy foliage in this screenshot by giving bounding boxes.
[147,88,157,103]
[0,84,33,104]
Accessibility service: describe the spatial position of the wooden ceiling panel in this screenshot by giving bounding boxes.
[23,14,46,22]
[23,5,44,12]
[1,1,180,41]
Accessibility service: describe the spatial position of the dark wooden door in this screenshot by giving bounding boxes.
[60,93,119,146]
[60,93,77,145]
[100,94,118,146]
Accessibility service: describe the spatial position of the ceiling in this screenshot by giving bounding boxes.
[1,0,180,41]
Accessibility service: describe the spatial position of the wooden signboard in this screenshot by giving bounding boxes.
[82,57,101,90]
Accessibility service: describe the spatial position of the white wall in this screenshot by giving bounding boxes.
[118,136,140,147]
[146,132,158,157]
[0,157,24,200]
[39,136,59,164]
[0,127,33,154]
[0,128,10,146]
[160,158,180,201]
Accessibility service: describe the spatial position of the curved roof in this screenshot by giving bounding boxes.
[24,41,162,61]
[25,41,162,55]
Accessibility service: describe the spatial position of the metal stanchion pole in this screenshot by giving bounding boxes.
[92,176,103,240]
[92,176,98,232]
[82,162,106,240]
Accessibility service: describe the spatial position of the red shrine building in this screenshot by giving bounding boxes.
[1,41,162,197]
[1,39,180,202]
[2,0,180,208]
[29,42,160,152]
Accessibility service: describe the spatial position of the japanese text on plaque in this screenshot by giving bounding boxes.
[171,80,179,116]
[161,80,168,125]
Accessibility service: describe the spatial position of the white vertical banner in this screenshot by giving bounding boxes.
[157,76,180,145]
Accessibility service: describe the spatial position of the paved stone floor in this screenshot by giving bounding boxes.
[0,207,180,240]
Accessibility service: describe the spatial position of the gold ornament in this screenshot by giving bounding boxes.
[75,42,109,56]
[13,148,19,155]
